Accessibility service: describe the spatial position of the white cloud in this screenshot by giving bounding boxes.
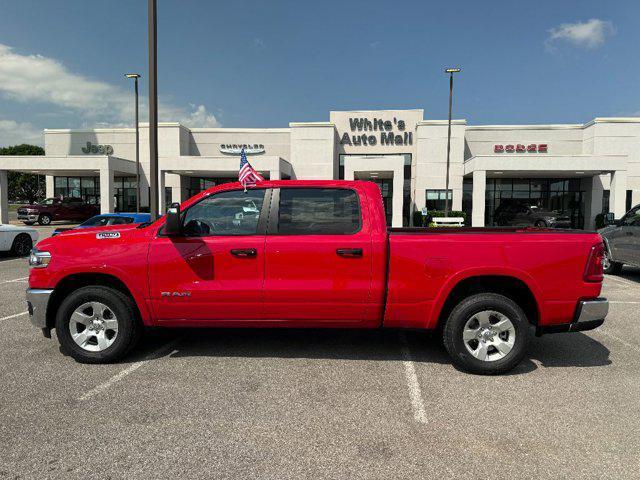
[546,19,615,50]
[0,43,220,129]
[0,119,43,147]
[181,104,220,128]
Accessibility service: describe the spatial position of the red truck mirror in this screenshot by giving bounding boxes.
[165,202,182,236]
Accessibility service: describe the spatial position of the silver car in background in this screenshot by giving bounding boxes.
[599,204,640,274]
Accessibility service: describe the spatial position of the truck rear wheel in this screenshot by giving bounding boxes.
[55,286,141,364]
[443,293,530,375]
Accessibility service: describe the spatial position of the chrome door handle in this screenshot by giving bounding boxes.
[230,248,257,258]
[336,248,363,258]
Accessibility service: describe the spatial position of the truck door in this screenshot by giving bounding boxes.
[615,206,640,266]
[262,187,374,325]
[148,188,270,321]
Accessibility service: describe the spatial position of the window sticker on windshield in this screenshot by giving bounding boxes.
[96,231,121,239]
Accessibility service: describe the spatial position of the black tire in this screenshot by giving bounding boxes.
[443,293,531,375]
[604,260,623,275]
[38,213,52,225]
[10,233,32,257]
[534,220,547,227]
[55,286,142,364]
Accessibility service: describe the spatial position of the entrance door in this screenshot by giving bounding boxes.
[148,188,270,321]
[368,178,393,226]
[262,187,374,325]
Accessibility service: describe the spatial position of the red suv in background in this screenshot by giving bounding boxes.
[17,197,99,225]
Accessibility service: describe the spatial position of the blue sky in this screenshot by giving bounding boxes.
[0,0,638,146]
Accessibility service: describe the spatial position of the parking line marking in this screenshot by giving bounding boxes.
[604,275,638,288]
[1,276,28,284]
[78,336,185,401]
[0,257,28,264]
[399,332,427,424]
[594,330,640,354]
[0,311,28,321]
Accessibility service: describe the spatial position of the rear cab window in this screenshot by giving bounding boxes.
[277,188,361,235]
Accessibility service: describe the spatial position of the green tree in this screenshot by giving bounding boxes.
[0,144,46,204]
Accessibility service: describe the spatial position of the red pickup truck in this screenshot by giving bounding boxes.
[26,180,608,374]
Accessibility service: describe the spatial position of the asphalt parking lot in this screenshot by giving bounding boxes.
[0,226,639,479]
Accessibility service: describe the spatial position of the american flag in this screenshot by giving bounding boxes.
[238,148,264,189]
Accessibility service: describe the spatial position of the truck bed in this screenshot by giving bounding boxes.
[383,227,604,330]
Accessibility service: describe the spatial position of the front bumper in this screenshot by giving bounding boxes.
[26,288,54,328]
[18,213,38,221]
[537,298,608,335]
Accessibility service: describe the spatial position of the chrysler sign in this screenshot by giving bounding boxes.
[219,144,265,155]
[494,143,548,153]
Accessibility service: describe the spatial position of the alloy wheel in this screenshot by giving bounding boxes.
[462,310,516,362]
[68,302,119,352]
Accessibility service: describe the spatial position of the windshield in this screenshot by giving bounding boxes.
[80,216,134,227]
[36,198,57,205]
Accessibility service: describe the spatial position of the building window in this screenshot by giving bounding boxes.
[485,178,585,229]
[164,187,172,210]
[602,190,610,214]
[114,176,137,212]
[627,190,633,213]
[462,179,473,225]
[425,189,452,211]
[54,176,100,205]
[186,175,269,199]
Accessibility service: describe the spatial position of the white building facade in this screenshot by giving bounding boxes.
[1,109,638,230]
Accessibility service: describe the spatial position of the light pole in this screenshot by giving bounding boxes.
[125,73,141,212]
[148,0,159,220]
[444,67,461,217]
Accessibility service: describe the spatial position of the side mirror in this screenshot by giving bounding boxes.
[164,202,182,236]
[604,212,618,226]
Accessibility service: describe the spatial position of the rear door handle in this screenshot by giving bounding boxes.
[336,248,363,258]
[230,248,257,258]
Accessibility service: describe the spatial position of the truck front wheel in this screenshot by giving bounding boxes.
[38,213,52,225]
[55,286,141,363]
[443,293,531,375]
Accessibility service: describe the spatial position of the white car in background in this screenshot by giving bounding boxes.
[0,224,38,257]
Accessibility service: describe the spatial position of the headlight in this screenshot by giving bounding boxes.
[26,208,38,213]
[29,248,51,268]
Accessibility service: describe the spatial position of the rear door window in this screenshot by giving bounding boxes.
[277,188,361,235]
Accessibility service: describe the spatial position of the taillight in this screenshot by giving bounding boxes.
[584,242,605,282]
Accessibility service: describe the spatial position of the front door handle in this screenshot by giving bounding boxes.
[336,248,363,258]
[230,248,257,258]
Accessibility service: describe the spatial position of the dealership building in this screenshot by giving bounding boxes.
[0,109,638,229]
